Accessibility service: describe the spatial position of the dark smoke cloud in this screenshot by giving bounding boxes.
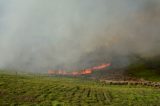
[0,0,160,72]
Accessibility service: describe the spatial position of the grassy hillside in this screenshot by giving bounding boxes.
[0,72,160,106]
[126,56,160,82]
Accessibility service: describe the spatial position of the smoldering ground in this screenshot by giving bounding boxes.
[0,0,160,72]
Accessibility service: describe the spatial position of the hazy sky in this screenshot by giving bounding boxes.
[0,0,160,72]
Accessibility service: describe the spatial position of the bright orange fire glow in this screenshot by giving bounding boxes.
[81,69,92,75]
[92,63,111,70]
[48,63,111,76]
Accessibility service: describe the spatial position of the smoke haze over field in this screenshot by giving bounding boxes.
[0,0,160,72]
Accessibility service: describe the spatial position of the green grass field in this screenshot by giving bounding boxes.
[0,73,160,106]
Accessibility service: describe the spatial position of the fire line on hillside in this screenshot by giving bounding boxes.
[48,63,111,76]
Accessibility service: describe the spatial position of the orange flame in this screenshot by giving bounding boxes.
[81,69,92,75]
[92,63,111,70]
[48,63,111,76]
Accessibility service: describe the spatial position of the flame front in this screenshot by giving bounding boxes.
[92,63,111,70]
[48,63,111,76]
[81,69,92,75]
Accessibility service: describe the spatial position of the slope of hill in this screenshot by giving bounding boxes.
[125,56,160,82]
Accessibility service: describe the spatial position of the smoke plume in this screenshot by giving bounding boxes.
[0,0,160,72]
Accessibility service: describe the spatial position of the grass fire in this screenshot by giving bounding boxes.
[0,0,160,105]
[48,63,111,76]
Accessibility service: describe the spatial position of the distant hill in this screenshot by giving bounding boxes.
[125,55,160,81]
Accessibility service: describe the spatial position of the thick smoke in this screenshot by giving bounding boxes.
[0,0,160,72]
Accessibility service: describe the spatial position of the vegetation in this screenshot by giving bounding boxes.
[0,72,160,106]
[126,56,160,82]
